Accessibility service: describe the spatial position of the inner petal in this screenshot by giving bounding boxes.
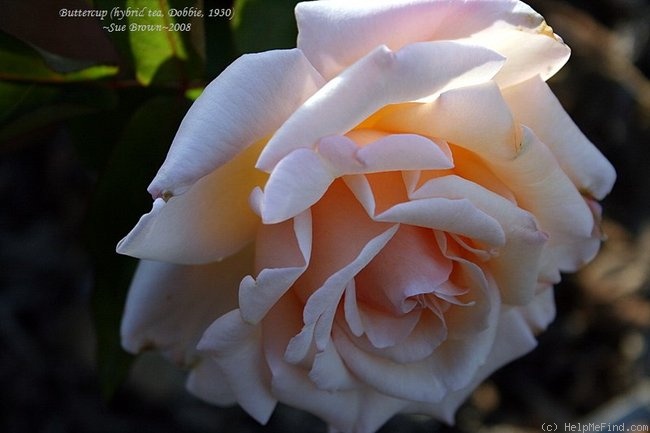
[355,225,453,316]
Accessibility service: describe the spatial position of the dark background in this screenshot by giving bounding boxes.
[1,0,648,432]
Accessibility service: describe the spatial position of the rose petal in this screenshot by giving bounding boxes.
[406,299,539,424]
[343,309,447,364]
[260,132,452,224]
[265,303,412,433]
[286,224,399,360]
[370,81,521,161]
[256,41,505,170]
[117,141,267,264]
[376,198,505,247]
[185,357,236,406]
[149,48,324,198]
[239,210,312,324]
[120,245,252,364]
[259,149,333,224]
[354,225,453,315]
[323,129,455,172]
[197,310,277,424]
[494,127,599,271]
[502,75,616,200]
[296,0,562,81]
[411,175,547,305]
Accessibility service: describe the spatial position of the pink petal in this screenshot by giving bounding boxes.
[406,302,539,424]
[343,309,447,364]
[197,310,277,424]
[116,142,267,264]
[148,49,324,199]
[411,175,548,305]
[286,224,399,359]
[256,41,504,170]
[239,210,312,324]
[296,0,558,81]
[354,225,453,315]
[120,245,252,365]
[502,76,616,200]
[265,295,413,433]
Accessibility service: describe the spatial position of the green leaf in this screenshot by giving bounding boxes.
[232,0,300,53]
[86,94,192,399]
[126,0,189,85]
[0,32,118,83]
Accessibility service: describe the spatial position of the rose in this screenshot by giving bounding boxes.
[117,0,616,432]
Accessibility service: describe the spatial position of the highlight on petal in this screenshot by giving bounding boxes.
[256,41,505,170]
[117,140,267,264]
[148,48,325,199]
[369,81,522,161]
[121,244,253,365]
[296,0,557,80]
[503,75,616,200]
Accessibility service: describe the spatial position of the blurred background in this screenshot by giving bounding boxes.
[0,0,648,432]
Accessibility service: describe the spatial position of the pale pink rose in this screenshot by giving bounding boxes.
[117,0,616,432]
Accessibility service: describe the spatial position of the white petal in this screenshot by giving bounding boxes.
[149,49,324,198]
[259,149,333,224]
[120,245,252,365]
[495,127,599,271]
[296,0,557,80]
[117,141,267,264]
[502,76,616,200]
[370,81,521,162]
[256,41,504,170]
[185,357,236,406]
[197,310,277,424]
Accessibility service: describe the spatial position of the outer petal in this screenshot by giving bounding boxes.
[198,310,277,424]
[493,127,599,271]
[502,76,616,200]
[185,357,236,406]
[120,244,253,365]
[117,140,267,264]
[256,41,505,170]
[149,48,325,199]
[296,0,567,83]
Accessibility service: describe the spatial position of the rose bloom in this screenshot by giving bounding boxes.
[117,0,616,432]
